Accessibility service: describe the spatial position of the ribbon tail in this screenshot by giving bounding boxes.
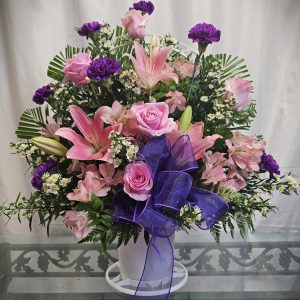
[133,236,174,300]
[188,187,229,229]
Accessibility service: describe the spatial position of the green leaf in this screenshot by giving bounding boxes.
[16,106,49,139]
[215,54,250,82]
[47,45,89,81]
[91,195,103,210]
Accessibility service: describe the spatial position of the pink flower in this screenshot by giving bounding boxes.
[67,171,110,202]
[63,53,92,85]
[225,77,253,110]
[126,42,178,90]
[56,105,122,162]
[121,9,148,39]
[66,160,81,175]
[169,122,221,160]
[39,116,62,140]
[99,163,124,186]
[131,102,176,137]
[202,151,227,185]
[204,151,227,167]
[63,210,90,239]
[202,165,227,185]
[165,91,186,113]
[226,131,266,173]
[221,170,247,192]
[174,56,194,79]
[124,161,153,201]
[98,100,126,125]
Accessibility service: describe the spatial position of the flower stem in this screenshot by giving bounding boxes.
[186,54,201,102]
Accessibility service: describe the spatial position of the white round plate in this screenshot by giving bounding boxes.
[105,260,188,296]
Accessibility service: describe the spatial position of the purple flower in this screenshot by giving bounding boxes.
[77,21,101,37]
[260,152,280,178]
[32,84,52,105]
[188,23,221,44]
[87,58,121,81]
[131,1,154,15]
[31,158,56,190]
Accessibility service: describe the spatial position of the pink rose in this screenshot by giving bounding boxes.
[63,210,90,239]
[165,91,186,113]
[131,102,176,137]
[121,9,148,39]
[174,56,194,79]
[63,53,92,85]
[124,161,153,201]
[225,77,253,110]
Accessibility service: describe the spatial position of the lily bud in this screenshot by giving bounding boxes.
[32,137,68,157]
[180,105,192,132]
[150,34,160,56]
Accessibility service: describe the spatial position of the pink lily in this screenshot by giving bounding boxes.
[126,41,178,90]
[56,105,122,162]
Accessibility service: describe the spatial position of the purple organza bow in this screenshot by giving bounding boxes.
[113,135,229,299]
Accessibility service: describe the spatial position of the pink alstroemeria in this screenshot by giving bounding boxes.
[174,56,194,79]
[221,170,246,192]
[67,171,110,202]
[56,105,122,162]
[169,122,221,160]
[126,41,178,90]
[188,123,222,160]
[202,165,227,185]
[40,116,62,140]
[165,91,186,113]
[63,211,90,240]
[226,131,265,173]
[99,163,124,186]
[97,100,126,125]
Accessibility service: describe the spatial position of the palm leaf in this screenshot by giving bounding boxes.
[16,106,49,139]
[47,45,89,81]
[113,26,133,64]
[215,54,250,82]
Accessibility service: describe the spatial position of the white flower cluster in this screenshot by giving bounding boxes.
[208,98,235,124]
[119,69,141,95]
[41,173,71,195]
[180,204,202,225]
[108,131,139,167]
[275,175,299,193]
[99,23,113,49]
[10,142,38,158]
[162,34,178,46]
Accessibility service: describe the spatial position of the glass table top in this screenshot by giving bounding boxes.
[1,232,300,299]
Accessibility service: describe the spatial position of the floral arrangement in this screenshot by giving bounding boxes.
[1,1,299,254]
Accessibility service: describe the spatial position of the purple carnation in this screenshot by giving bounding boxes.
[131,1,154,15]
[87,58,121,81]
[32,84,52,105]
[78,21,101,37]
[260,152,280,178]
[31,158,56,190]
[188,23,221,44]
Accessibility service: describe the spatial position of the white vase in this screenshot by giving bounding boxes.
[118,232,175,281]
